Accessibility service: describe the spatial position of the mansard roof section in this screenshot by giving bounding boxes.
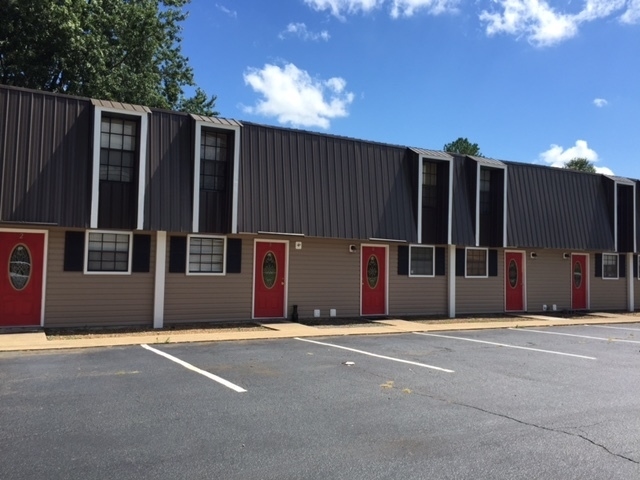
[409,148,453,161]
[90,98,151,113]
[190,114,242,128]
[237,122,417,242]
[506,162,614,250]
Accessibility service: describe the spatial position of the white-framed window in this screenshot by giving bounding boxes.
[409,245,435,277]
[85,230,132,274]
[602,253,618,279]
[187,235,226,275]
[466,247,488,278]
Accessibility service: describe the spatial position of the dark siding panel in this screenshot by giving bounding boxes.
[0,86,92,226]
[451,155,476,246]
[595,253,602,277]
[617,185,634,253]
[169,236,187,273]
[64,231,85,271]
[507,163,614,250]
[237,123,416,241]
[145,110,193,232]
[98,181,136,229]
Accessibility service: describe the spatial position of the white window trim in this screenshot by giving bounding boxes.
[186,234,227,276]
[602,253,619,280]
[84,230,133,275]
[408,244,435,278]
[90,107,148,230]
[192,122,241,234]
[465,247,488,278]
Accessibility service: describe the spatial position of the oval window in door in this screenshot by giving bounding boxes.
[508,259,518,288]
[573,261,582,289]
[262,252,277,289]
[367,255,379,289]
[9,244,31,290]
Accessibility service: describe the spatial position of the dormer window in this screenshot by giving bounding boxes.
[480,168,491,215]
[200,130,229,192]
[422,161,438,208]
[100,117,137,183]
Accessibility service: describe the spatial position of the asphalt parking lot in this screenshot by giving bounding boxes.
[2,324,640,480]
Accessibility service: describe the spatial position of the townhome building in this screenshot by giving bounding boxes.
[0,85,637,328]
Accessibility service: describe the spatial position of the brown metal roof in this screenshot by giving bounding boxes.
[409,148,453,161]
[190,114,242,127]
[91,98,151,113]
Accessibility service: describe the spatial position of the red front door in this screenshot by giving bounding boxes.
[505,251,524,311]
[0,232,45,327]
[572,254,588,310]
[361,246,386,316]
[254,241,286,318]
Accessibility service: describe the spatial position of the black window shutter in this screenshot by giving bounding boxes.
[132,234,151,273]
[169,236,187,273]
[456,249,465,276]
[226,238,242,273]
[435,247,445,276]
[397,245,409,275]
[489,250,498,277]
[64,231,85,272]
[634,254,638,278]
[595,253,602,277]
[619,254,626,278]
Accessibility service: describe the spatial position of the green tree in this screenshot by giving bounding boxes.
[564,158,596,173]
[0,0,217,115]
[443,137,483,156]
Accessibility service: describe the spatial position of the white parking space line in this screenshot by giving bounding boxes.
[141,344,247,393]
[295,338,455,373]
[508,328,640,345]
[591,325,640,333]
[414,332,596,360]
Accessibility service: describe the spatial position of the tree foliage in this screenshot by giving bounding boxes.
[443,137,483,156]
[564,158,596,173]
[0,0,217,115]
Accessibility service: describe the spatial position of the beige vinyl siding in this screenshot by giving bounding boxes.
[456,250,503,314]
[591,254,627,310]
[526,250,572,312]
[45,229,155,327]
[287,238,360,318]
[164,235,253,323]
[389,246,447,316]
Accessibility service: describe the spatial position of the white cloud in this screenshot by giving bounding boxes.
[621,0,640,23]
[539,139,613,174]
[390,0,460,18]
[479,0,637,47]
[243,63,355,129]
[216,4,237,18]
[279,23,330,41]
[304,0,384,19]
[304,0,457,18]
[593,98,608,107]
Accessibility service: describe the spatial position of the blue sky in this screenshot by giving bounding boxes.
[181,0,640,177]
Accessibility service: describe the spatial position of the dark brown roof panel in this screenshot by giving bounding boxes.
[506,163,614,250]
[0,86,92,227]
[237,123,417,241]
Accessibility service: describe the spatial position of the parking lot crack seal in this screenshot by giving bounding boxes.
[448,401,639,465]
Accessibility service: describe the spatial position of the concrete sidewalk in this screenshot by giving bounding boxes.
[0,313,638,352]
